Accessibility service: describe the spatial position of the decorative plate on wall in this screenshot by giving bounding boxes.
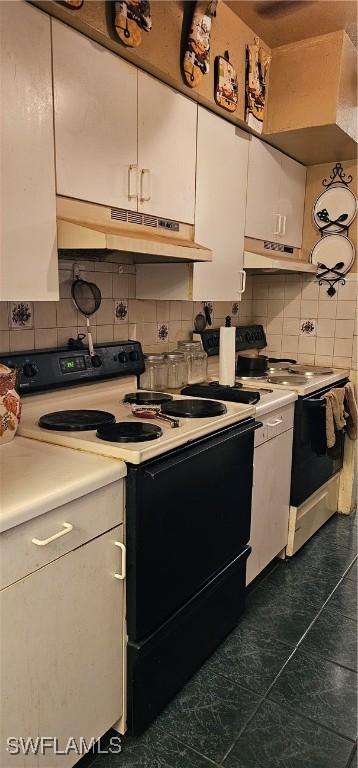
[313,185,357,233]
[310,234,355,274]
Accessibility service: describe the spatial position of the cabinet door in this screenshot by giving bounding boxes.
[52,20,138,210]
[138,72,197,223]
[0,526,124,768]
[279,154,307,248]
[247,430,293,585]
[0,3,58,302]
[245,137,282,242]
[193,109,250,301]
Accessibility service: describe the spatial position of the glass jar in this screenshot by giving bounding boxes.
[140,353,168,391]
[165,352,187,390]
[176,341,208,384]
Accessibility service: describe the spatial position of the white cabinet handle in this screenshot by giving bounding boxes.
[280,215,286,237]
[32,522,73,547]
[273,214,282,236]
[114,541,126,580]
[140,168,151,202]
[266,417,283,427]
[128,164,139,200]
[237,269,246,295]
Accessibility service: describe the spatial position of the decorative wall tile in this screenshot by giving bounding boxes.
[114,299,128,323]
[157,323,169,342]
[9,302,33,329]
[300,319,316,336]
[231,302,239,316]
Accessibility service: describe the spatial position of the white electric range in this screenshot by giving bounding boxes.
[0,340,260,736]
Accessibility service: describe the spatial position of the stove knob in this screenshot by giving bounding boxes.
[22,362,38,378]
[118,352,128,364]
[129,350,140,362]
[91,354,102,368]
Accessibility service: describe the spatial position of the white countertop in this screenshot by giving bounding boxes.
[0,436,126,533]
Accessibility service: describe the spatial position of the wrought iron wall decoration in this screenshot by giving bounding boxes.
[311,163,356,296]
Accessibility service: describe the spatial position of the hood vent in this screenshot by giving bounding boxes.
[56,197,211,264]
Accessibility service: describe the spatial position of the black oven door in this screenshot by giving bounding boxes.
[125,419,256,641]
[290,379,348,507]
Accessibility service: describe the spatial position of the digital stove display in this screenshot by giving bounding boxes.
[59,356,86,374]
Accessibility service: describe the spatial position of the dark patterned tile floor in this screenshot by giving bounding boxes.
[86,512,357,768]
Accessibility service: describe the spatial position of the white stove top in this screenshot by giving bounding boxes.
[18,377,255,464]
[207,357,349,396]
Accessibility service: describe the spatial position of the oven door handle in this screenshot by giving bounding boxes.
[143,420,262,479]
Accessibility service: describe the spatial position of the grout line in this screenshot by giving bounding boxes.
[153,724,222,767]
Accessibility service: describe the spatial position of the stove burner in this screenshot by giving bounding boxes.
[181,383,260,405]
[267,361,293,373]
[124,392,173,406]
[39,410,115,432]
[267,374,308,385]
[289,365,334,377]
[96,421,162,443]
[161,398,227,418]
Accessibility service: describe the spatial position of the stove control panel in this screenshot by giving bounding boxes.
[0,341,145,393]
[200,325,267,356]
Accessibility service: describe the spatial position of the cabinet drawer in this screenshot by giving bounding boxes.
[255,404,294,446]
[0,480,124,589]
[286,474,340,556]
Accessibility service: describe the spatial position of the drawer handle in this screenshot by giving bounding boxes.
[266,418,283,427]
[32,522,73,547]
[114,541,126,580]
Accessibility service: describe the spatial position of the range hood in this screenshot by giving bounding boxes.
[56,197,212,264]
[244,251,316,273]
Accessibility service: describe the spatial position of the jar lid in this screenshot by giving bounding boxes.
[165,352,185,361]
[177,341,202,350]
[144,353,166,362]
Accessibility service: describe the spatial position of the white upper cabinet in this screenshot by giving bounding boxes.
[52,20,138,211]
[0,2,58,301]
[138,72,197,224]
[279,153,307,248]
[245,137,306,248]
[193,108,250,301]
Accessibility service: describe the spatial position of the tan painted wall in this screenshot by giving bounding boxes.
[35,0,269,125]
[265,31,351,133]
[302,159,357,271]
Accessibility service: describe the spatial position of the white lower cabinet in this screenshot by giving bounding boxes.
[0,524,125,767]
[247,407,294,585]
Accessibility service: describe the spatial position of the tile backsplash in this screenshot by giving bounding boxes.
[0,259,356,371]
[0,259,253,356]
[250,272,357,371]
